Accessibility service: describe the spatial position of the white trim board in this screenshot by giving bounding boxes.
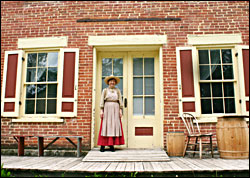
[188,34,242,45]
[88,35,167,46]
[18,36,68,49]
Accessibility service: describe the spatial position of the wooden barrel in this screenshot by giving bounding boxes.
[216,116,249,159]
[167,132,185,156]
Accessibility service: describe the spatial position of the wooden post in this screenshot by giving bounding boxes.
[18,137,24,156]
[38,137,44,156]
[77,137,82,157]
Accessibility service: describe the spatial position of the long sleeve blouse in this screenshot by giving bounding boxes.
[100,87,123,110]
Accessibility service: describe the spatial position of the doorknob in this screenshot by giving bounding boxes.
[124,98,127,108]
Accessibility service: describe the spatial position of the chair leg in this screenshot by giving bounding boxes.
[199,137,202,159]
[210,135,214,158]
[183,137,190,157]
[193,137,198,157]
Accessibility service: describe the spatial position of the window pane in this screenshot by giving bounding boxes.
[200,83,211,97]
[25,100,35,114]
[26,68,36,82]
[144,58,154,75]
[210,50,221,64]
[223,82,234,97]
[48,67,57,81]
[201,99,212,114]
[102,58,112,76]
[36,99,45,114]
[47,99,56,114]
[133,97,143,115]
[199,50,209,64]
[27,53,37,67]
[223,65,234,79]
[26,84,36,98]
[38,53,47,67]
[145,97,155,115]
[133,58,143,75]
[145,77,154,95]
[113,58,123,76]
[102,78,109,91]
[212,83,222,97]
[222,49,232,64]
[213,99,224,113]
[37,84,46,98]
[225,98,236,113]
[37,68,47,82]
[200,65,210,80]
[116,77,123,96]
[211,65,222,80]
[133,77,143,95]
[48,84,57,98]
[48,52,58,67]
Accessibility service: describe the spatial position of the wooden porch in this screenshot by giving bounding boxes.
[1,148,249,175]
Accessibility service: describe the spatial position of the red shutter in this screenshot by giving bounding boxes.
[58,49,79,117]
[177,47,196,115]
[242,49,249,111]
[1,51,23,117]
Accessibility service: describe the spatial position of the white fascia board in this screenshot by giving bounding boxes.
[188,34,242,45]
[18,36,68,49]
[88,35,167,46]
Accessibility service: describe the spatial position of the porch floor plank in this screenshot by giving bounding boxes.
[82,149,170,162]
[1,155,249,173]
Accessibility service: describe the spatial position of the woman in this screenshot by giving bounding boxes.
[97,75,125,152]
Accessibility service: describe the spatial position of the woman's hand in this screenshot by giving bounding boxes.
[100,110,104,119]
[119,109,123,118]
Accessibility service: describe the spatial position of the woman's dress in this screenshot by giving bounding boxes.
[97,87,125,146]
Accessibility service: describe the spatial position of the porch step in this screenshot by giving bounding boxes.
[82,148,171,162]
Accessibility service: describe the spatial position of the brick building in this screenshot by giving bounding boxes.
[1,1,249,152]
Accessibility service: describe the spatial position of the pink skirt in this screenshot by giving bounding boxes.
[97,118,125,146]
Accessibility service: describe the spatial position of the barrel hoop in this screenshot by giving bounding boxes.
[219,150,249,153]
[220,156,249,159]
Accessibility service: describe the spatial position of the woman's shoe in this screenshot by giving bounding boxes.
[100,146,105,152]
[110,146,115,152]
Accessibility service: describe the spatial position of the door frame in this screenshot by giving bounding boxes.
[91,45,164,149]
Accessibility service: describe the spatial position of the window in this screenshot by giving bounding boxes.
[25,52,58,115]
[133,57,155,116]
[198,49,236,114]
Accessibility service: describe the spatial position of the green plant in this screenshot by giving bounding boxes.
[1,164,12,177]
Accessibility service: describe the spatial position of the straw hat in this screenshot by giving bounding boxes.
[104,75,120,85]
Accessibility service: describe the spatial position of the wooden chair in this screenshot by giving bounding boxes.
[181,113,214,159]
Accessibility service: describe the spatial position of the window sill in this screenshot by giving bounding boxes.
[11,117,64,123]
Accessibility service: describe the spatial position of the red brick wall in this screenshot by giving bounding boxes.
[1,1,249,149]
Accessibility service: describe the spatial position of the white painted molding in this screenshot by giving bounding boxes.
[12,118,64,123]
[188,34,242,45]
[18,36,68,49]
[88,35,167,46]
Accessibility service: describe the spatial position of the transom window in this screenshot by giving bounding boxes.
[199,49,236,114]
[25,52,58,114]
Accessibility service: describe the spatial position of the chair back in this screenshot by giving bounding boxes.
[181,113,201,135]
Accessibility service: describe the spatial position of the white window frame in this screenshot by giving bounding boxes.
[195,46,241,119]
[16,48,64,123]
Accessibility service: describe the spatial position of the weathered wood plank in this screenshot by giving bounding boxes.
[2,155,249,173]
[134,162,144,172]
[142,162,154,172]
[105,162,119,172]
[124,162,135,172]
[159,162,174,171]
[115,162,127,172]
[151,162,164,171]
